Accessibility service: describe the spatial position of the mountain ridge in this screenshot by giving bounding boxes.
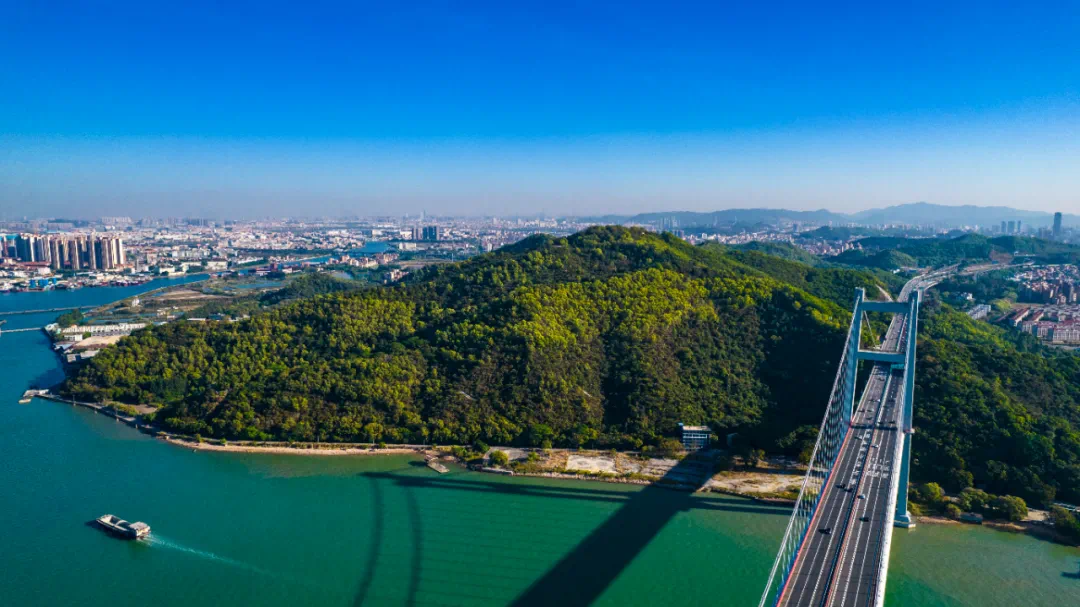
[582,202,1074,228]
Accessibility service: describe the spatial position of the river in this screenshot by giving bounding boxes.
[0,281,1076,606]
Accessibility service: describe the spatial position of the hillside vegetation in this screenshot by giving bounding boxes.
[64,227,1080,505]
[66,228,896,453]
[832,233,1080,270]
[915,300,1080,504]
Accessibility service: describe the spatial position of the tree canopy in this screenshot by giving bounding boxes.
[63,227,1080,506]
[65,227,867,451]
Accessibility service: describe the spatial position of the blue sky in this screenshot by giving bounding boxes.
[2,1,1079,218]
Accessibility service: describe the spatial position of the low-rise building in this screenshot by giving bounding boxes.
[678,423,712,451]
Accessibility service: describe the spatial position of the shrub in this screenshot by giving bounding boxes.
[1049,506,1080,543]
[957,487,992,512]
[944,503,962,519]
[745,448,766,468]
[489,450,510,467]
[656,438,684,459]
[911,482,945,508]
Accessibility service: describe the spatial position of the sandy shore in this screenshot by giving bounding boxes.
[163,436,429,456]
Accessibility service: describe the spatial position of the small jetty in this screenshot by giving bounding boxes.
[19,389,47,404]
[94,514,151,539]
[425,456,449,474]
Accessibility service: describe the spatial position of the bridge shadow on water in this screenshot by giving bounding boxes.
[353,455,791,607]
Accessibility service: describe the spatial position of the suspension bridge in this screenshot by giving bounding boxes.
[759,271,946,607]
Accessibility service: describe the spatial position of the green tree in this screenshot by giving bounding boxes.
[989,495,1028,522]
[1049,506,1080,543]
[56,309,84,328]
[957,488,992,512]
[944,503,962,519]
[911,482,945,507]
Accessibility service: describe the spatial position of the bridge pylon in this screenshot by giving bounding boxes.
[759,281,926,607]
[848,287,920,528]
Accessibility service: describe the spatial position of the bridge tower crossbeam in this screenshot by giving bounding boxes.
[845,287,920,527]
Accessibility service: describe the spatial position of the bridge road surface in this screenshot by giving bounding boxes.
[777,309,908,607]
[825,365,903,607]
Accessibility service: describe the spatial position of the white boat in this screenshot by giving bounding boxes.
[94,514,151,539]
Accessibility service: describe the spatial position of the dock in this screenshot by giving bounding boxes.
[425,456,450,474]
[19,389,48,404]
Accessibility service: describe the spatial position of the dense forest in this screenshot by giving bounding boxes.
[66,227,890,455]
[64,227,1080,505]
[913,299,1080,504]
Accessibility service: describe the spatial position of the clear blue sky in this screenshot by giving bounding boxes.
[2,1,1079,218]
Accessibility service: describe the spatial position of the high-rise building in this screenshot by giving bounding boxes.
[7,234,125,270]
[421,226,441,241]
[1001,221,1007,234]
[49,238,62,270]
[1008,220,1016,234]
[1054,212,1063,238]
[1017,220,1023,234]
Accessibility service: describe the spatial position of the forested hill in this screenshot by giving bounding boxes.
[62,226,1080,505]
[831,233,1080,270]
[914,301,1080,504]
[65,227,890,453]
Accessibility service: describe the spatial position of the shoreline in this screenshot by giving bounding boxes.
[31,394,1078,548]
[916,514,1079,547]
[169,433,798,505]
[164,435,429,456]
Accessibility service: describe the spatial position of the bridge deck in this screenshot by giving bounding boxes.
[777,312,907,607]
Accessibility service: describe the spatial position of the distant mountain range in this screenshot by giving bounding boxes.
[582,203,1076,229]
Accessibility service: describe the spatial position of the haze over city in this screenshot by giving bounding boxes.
[4,2,1080,218]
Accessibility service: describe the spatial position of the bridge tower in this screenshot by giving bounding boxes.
[844,288,920,527]
[894,289,920,527]
[759,285,925,607]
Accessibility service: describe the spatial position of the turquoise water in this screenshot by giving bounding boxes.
[0,285,1077,605]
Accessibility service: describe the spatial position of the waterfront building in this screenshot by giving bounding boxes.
[8,234,125,270]
[678,423,711,451]
[58,322,147,337]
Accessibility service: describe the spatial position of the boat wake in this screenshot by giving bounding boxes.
[147,536,270,576]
